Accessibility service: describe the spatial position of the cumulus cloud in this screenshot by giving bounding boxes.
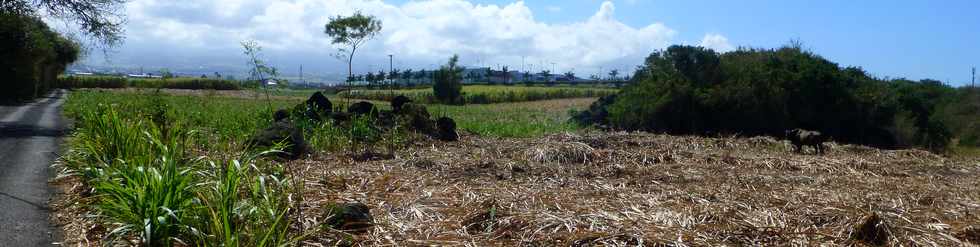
[86,0,680,79]
[698,33,734,52]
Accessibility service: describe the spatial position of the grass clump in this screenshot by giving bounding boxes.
[61,101,309,246]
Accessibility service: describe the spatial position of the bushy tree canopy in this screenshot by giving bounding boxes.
[575,44,968,150]
[1,12,81,102]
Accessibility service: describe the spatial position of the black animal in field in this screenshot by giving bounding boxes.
[785,128,829,155]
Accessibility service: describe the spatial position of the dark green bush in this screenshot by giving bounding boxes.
[433,55,463,104]
[1,12,80,102]
[575,44,971,150]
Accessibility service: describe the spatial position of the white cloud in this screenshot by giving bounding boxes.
[92,0,678,78]
[698,33,734,52]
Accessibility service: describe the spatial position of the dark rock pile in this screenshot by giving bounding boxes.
[323,202,373,232]
[247,109,308,160]
[248,92,460,159]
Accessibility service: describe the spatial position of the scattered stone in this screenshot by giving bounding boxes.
[307,92,333,114]
[850,212,890,246]
[273,109,290,122]
[391,95,412,112]
[408,158,436,169]
[352,151,394,161]
[298,92,333,121]
[435,117,459,141]
[374,110,396,129]
[247,110,308,160]
[331,111,352,123]
[397,103,435,133]
[323,202,374,233]
[348,101,376,116]
[956,226,980,244]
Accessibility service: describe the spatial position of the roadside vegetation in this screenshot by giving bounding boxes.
[9,0,974,243]
[0,12,80,103]
[58,96,306,246]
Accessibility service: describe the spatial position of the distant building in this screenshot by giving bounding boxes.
[127,73,162,79]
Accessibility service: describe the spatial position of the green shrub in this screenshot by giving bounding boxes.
[1,12,79,102]
[433,55,463,104]
[576,44,966,150]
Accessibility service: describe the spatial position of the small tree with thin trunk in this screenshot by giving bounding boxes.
[324,11,382,103]
[241,39,278,112]
[433,55,464,104]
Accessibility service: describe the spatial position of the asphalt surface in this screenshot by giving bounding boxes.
[0,90,68,246]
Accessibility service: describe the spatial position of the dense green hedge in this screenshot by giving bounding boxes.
[574,44,978,150]
[57,76,241,90]
[1,12,80,102]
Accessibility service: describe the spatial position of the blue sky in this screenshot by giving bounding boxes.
[83,0,979,85]
[506,0,980,84]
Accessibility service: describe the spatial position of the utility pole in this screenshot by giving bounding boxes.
[599,66,604,82]
[521,56,526,73]
[388,54,393,90]
[972,66,976,88]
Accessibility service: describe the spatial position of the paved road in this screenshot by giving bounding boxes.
[0,90,68,246]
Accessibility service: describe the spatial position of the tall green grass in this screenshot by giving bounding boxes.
[341,85,616,104]
[62,100,309,246]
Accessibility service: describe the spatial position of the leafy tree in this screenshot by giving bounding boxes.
[415,69,428,85]
[324,11,382,100]
[388,69,400,88]
[523,71,533,86]
[160,69,175,78]
[541,70,553,86]
[575,44,962,150]
[608,69,619,81]
[375,70,385,88]
[365,72,375,86]
[501,66,511,84]
[241,40,278,110]
[3,0,126,47]
[241,40,278,82]
[401,69,413,86]
[1,12,80,101]
[433,54,464,104]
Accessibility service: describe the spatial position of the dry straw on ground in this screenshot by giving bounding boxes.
[287,131,980,246]
[53,131,980,246]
